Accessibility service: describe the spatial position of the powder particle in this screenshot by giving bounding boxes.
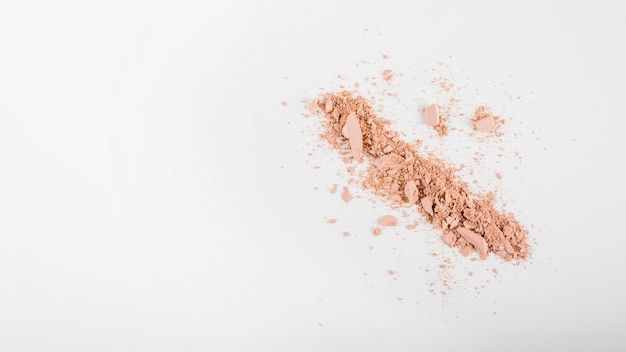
[382,69,394,81]
[309,98,319,114]
[343,231,350,237]
[404,179,419,204]
[330,184,338,193]
[281,101,288,107]
[341,112,363,161]
[312,92,529,261]
[379,215,398,227]
[423,104,440,126]
[341,186,353,202]
[373,227,382,236]
[473,106,499,133]
[496,173,502,180]
[328,218,337,224]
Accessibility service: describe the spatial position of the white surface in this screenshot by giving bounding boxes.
[1,1,625,351]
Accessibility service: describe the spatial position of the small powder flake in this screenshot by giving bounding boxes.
[328,218,337,224]
[373,227,382,236]
[341,187,353,202]
[424,104,440,127]
[281,101,288,107]
[379,215,398,227]
[343,231,350,237]
[382,69,394,81]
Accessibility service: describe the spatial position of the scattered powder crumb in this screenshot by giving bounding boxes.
[373,227,382,236]
[281,101,288,107]
[312,92,529,262]
[343,231,350,237]
[381,69,394,82]
[496,172,502,180]
[379,215,398,227]
[341,186,353,202]
[330,184,338,193]
[328,218,337,224]
[382,54,389,59]
[388,270,395,275]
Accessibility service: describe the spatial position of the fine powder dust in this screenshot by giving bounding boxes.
[312,91,529,262]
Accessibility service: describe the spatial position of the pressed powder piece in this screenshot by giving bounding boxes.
[379,215,398,227]
[473,106,499,133]
[341,112,363,161]
[424,104,440,126]
[404,180,419,204]
[457,227,488,258]
[475,116,497,132]
[341,186,353,202]
[311,92,529,262]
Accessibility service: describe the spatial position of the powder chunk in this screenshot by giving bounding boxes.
[421,196,434,216]
[473,106,498,133]
[341,112,363,161]
[424,104,439,126]
[379,215,397,227]
[341,186,353,202]
[457,227,488,258]
[373,227,382,236]
[475,116,497,132]
[404,180,419,204]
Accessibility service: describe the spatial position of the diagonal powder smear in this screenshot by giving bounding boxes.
[313,91,529,262]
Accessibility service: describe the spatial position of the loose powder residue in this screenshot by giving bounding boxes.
[313,91,529,262]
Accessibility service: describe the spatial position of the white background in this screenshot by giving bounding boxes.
[1,1,626,351]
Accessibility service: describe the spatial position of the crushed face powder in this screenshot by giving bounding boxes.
[313,91,529,261]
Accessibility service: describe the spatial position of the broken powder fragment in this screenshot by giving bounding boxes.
[373,227,382,236]
[324,98,333,113]
[461,246,472,257]
[330,184,337,193]
[379,215,397,227]
[457,227,488,258]
[442,233,456,246]
[404,180,419,204]
[475,116,497,132]
[309,98,319,114]
[343,231,350,237]
[341,186,353,202]
[421,196,434,216]
[341,112,363,161]
[328,218,337,224]
[281,101,288,107]
[424,104,439,126]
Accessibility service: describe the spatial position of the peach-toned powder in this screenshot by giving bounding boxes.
[379,215,398,227]
[373,227,382,236]
[341,186,353,202]
[473,106,500,133]
[423,104,440,127]
[381,69,394,81]
[313,92,529,261]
